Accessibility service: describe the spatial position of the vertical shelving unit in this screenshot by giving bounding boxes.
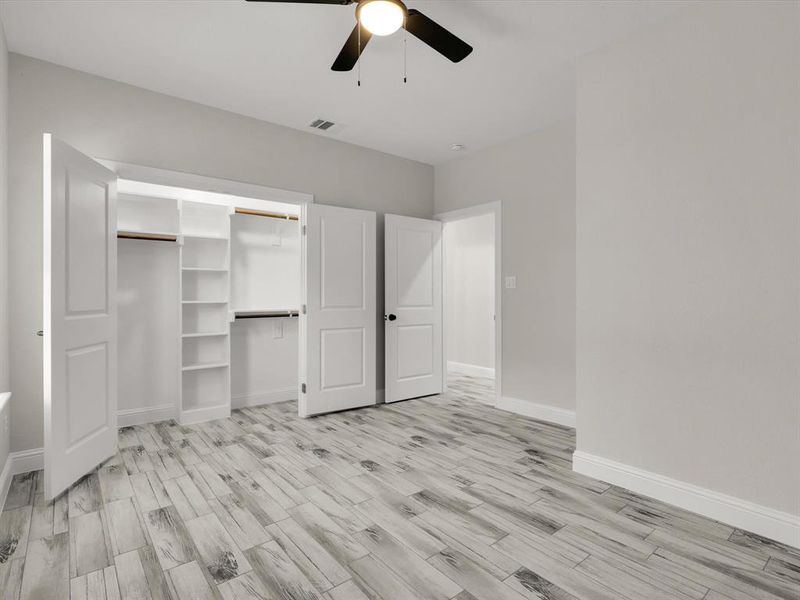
[178,200,232,424]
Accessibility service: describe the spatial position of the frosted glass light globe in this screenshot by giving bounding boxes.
[359,0,404,36]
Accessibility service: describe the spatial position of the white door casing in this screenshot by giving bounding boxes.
[300,204,376,417]
[435,201,502,404]
[43,134,118,500]
[384,214,443,403]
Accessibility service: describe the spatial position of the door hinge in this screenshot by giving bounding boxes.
[301,304,307,315]
[301,383,307,394]
[302,225,306,236]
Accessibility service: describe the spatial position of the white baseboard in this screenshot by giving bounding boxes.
[0,447,44,510]
[118,404,176,427]
[179,405,231,425]
[10,447,44,474]
[232,387,297,409]
[572,451,800,550]
[447,361,495,379]
[0,391,10,508]
[496,396,576,428]
[0,453,11,511]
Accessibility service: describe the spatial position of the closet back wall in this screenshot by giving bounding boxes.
[8,54,434,453]
[230,214,300,407]
[117,239,179,424]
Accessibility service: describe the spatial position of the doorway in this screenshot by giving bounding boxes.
[437,202,501,406]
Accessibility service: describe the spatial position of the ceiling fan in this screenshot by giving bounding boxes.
[246,0,473,72]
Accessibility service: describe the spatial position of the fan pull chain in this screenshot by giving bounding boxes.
[357,23,361,87]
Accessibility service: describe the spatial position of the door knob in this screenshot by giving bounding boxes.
[385,314,397,322]
[36,330,43,337]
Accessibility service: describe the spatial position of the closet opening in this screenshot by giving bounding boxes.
[114,176,305,426]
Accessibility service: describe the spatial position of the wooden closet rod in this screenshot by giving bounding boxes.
[235,207,299,221]
[117,231,178,242]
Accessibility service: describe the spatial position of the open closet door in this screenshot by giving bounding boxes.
[384,214,443,403]
[43,134,118,500]
[300,204,376,417]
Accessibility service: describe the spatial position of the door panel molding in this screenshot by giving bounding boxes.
[300,204,376,417]
[44,134,118,500]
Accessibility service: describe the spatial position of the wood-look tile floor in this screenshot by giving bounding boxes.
[2,376,798,600]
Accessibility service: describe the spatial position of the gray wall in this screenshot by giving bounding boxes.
[8,54,434,453]
[0,20,9,470]
[576,1,800,514]
[435,122,576,411]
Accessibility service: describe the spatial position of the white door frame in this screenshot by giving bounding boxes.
[97,160,313,209]
[434,201,502,405]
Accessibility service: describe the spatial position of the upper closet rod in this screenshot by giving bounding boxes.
[234,207,299,221]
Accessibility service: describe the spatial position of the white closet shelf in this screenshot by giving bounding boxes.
[182,331,228,338]
[182,362,229,372]
[181,300,228,305]
[182,233,229,241]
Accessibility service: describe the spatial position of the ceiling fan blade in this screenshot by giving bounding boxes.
[331,23,372,71]
[404,9,473,63]
[246,0,354,4]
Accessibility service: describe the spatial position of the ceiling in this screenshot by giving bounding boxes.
[1,0,686,164]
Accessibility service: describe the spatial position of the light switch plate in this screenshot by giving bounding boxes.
[273,321,283,339]
[505,276,517,289]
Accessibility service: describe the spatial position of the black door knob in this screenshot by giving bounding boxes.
[386,314,397,321]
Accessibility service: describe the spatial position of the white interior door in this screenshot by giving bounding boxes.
[44,134,118,500]
[300,204,376,417]
[385,214,443,403]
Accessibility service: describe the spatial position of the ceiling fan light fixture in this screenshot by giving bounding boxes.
[358,0,405,36]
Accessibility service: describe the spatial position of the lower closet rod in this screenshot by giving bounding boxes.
[235,311,299,320]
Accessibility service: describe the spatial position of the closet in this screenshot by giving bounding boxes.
[115,181,301,426]
[43,134,377,499]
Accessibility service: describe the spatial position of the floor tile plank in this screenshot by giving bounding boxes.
[355,524,462,600]
[143,506,197,571]
[70,511,111,577]
[105,499,147,556]
[184,513,252,584]
[19,532,70,600]
[165,560,219,600]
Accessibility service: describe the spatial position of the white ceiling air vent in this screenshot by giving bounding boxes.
[309,118,342,133]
